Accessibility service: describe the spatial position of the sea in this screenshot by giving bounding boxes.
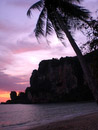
[0,102,98,130]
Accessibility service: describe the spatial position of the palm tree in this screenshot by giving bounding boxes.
[27,0,98,102]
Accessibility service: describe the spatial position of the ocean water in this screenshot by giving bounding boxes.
[0,102,98,130]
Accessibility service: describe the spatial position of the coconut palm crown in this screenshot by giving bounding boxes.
[27,0,90,42]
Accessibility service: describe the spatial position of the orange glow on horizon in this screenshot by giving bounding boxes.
[0,90,20,103]
[16,82,28,85]
[0,90,10,103]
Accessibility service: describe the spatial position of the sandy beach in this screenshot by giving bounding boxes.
[29,112,98,130]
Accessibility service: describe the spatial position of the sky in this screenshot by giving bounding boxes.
[0,0,98,102]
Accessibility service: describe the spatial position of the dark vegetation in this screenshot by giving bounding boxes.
[2,50,98,104]
[80,16,98,53]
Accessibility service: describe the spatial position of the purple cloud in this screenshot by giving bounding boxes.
[0,20,32,35]
[82,0,98,15]
[6,0,38,8]
[0,47,14,69]
[0,71,29,91]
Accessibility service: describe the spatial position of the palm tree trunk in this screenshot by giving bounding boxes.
[56,13,98,102]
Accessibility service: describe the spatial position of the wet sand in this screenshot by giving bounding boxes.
[28,112,98,130]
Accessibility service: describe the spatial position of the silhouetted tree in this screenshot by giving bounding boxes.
[27,0,98,102]
[88,18,98,51]
[80,16,98,53]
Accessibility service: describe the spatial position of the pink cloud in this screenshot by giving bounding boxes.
[11,41,50,54]
[0,47,14,69]
[0,21,10,32]
[0,21,32,34]
[0,71,29,92]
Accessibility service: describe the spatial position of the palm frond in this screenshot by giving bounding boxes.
[68,0,83,4]
[57,1,90,21]
[45,14,53,36]
[27,0,43,17]
[65,16,84,30]
[48,10,65,44]
[90,39,98,50]
[34,7,46,38]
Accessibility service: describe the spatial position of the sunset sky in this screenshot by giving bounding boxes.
[0,0,98,102]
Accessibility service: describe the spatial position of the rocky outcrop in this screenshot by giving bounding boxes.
[27,50,98,103]
[10,91,17,100]
[6,91,30,104]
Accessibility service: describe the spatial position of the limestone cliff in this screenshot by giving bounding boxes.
[26,50,98,103]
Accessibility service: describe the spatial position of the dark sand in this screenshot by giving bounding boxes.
[28,112,98,130]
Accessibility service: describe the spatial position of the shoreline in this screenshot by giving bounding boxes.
[28,112,98,130]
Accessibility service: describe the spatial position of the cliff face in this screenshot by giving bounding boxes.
[27,50,98,103]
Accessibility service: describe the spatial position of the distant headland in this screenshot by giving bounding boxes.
[1,50,98,104]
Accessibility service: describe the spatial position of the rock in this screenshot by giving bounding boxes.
[28,51,98,103]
